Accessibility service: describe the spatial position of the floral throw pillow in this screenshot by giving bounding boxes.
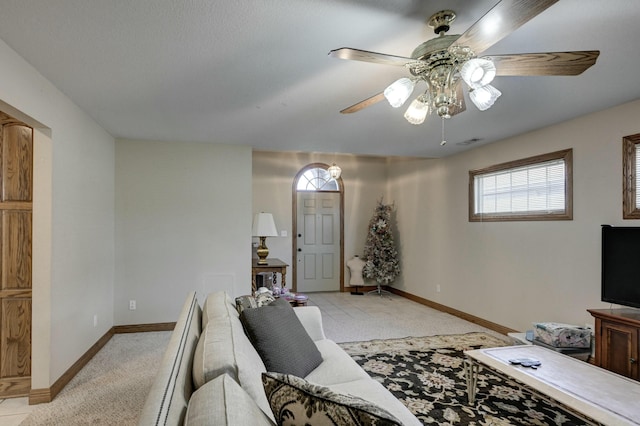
[262,372,401,426]
[235,295,257,314]
[235,293,276,315]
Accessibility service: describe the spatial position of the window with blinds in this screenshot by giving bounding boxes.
[623,133,640,219]
[469,149,573,222]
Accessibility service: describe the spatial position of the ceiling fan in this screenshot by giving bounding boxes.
[329,0,599,132]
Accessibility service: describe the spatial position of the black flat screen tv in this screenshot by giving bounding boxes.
[601,225,640,309]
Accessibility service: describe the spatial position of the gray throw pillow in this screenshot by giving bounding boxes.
[268,297,292,308]
[262,372,401,426]
[240,299,322,377]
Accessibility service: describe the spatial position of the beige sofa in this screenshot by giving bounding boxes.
[138,291,421,425]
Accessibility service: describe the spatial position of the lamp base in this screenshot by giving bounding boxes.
[256,237,269,265]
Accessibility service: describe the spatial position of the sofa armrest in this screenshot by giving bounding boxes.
[293,306,326,342]
[138,291,202,426]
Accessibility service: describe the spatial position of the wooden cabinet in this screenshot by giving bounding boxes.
[588,309,640,381]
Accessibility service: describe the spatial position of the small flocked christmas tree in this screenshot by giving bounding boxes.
[363,199,400,289]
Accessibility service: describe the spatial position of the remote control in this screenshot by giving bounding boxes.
[508,358,541,368]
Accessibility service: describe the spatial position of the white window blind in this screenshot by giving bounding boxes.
[475,159,566,215]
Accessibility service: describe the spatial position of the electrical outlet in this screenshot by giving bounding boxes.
[93,315,98,327]
[129,300,136,310]
[436,284,441,293]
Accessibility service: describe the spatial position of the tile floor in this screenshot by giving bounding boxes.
[0,291,507,424]
[0,397,34,425]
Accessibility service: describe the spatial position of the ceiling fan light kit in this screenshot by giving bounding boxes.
[329,0,599,145]
[338,8,500,124]
[460,58,497,89]
[383,77,416,108]
[469,84,502,111]
[404,94,430,125]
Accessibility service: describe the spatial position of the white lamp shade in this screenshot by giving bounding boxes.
[384,78,416,108]
[404,95,430,125]
[469,84,501,111]
[252,212,278,237]
[460,58,496,90]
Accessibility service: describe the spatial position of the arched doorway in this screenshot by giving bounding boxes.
[292,164,344,292]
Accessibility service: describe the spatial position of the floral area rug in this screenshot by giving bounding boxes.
[339,332,592,425]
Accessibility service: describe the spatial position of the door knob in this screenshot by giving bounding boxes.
[298,248,302,252]
[298,233,302,237]
[631,358,637,364]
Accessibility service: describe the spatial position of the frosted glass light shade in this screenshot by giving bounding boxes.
[469,85,501,111]
[384,78,416,108]
[404,95,430,125]
[460,58,496,90]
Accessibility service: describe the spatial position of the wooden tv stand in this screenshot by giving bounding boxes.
[588,308,640,381]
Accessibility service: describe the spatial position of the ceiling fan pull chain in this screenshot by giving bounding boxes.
[440,118,447,146]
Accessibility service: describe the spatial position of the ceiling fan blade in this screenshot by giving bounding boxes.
[329,47,413,67]
[453,0,559,55]
[340,92,385,114]
[489,51,600,76]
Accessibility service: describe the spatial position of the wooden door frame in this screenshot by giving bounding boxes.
[0,111,33,398]
[292,163,344,292]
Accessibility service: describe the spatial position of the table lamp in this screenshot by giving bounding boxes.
[252,212,278,265]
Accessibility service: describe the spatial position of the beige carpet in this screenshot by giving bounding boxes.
[21,331,170,426]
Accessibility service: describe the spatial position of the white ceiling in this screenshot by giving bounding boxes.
[0,0,638,158]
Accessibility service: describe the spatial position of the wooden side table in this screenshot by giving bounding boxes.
[251,258,288,293]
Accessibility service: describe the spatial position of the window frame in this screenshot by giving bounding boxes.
[295,165,340,192]
[623,133,640,219]
[469,148,573,222]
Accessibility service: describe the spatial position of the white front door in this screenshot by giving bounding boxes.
[296,192,340,292]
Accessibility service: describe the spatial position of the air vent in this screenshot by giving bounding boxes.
[456,138,483,146]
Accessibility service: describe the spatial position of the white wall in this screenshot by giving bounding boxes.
[389,99,640,332]
[252,152,388,289]
[115,139,252,323]
[0,39,115,387]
